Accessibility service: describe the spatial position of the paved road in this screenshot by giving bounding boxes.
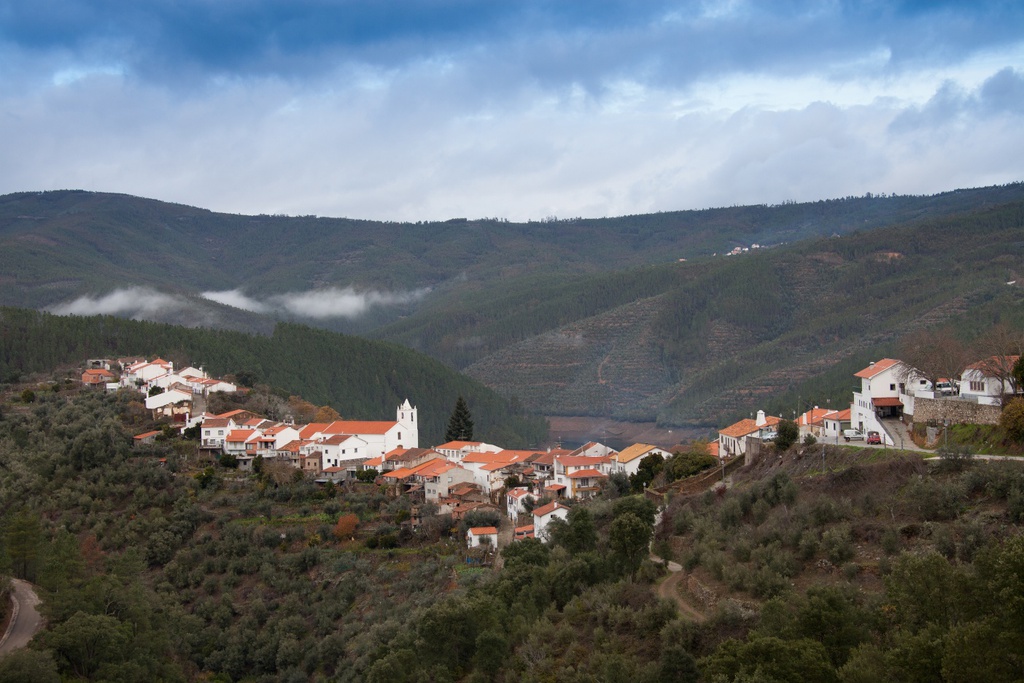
[0,579,43,657]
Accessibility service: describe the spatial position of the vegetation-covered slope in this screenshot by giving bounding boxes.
[4,385,1022,682]
[462,201,1024,426]
[0,307,547,447]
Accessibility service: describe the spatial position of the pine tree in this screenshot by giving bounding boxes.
[444,395,474,442]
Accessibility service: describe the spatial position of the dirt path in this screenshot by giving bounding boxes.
[0,579,44,657]
[651,557,706,623]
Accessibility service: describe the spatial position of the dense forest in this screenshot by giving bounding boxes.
[1,387,1023,681]
[0,308,547,447]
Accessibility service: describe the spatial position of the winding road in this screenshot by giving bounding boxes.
[0,579,43,657]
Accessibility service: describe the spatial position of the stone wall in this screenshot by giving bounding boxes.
[912,396,1002,426]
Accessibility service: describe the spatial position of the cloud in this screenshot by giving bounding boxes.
[200,289,271,313]
[201,287,430,319]
[0,3,1023,221]
[47,287,187,317]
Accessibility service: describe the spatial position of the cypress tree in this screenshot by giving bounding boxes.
[444,395,474,442]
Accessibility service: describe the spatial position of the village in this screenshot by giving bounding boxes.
[82,350,1021,556]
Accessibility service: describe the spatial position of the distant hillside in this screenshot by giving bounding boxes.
[3,184,1023,314]
[0,307,547,446]
[3,184,1024,428]
[462,201,1024,426]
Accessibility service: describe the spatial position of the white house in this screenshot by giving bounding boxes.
[417,460,476,501]
[313,400,418,459]
[532,501,570,542]
[821,408,852,443]
[851,359,915,445]
[144,388,193,416]
[718,410,781,459]
[612,443,671,477]
[506,487,537,525]
[960,355,1020,405]
[318,433,370,470]
[434,440,503,461]
[467,526,499,549]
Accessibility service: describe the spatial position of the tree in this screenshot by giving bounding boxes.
[557,506,597,555]
[445,396,474,442]
[610,512,652,578]
[0,649,61,683]
[898,328,972,394]
[5,512,42,581]
[1001,398,1024,442]
[630,453,664,492]
[314,405,342,422]
[775,418,800,451]
[44,611,131,679]
[333,514,359,540]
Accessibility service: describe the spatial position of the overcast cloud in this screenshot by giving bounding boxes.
[2,1,1022,221]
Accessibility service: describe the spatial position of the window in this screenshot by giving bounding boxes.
[397,432,401,440]
[890,384,896,391]
[970,380,985,392]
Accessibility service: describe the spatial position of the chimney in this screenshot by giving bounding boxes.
[756,410,766,427]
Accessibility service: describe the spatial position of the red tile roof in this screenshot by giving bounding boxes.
[567,468,606,479]
[324,420,396,435]
[854,358,902,379]
[532,501,569,517]
[719,415,781,438]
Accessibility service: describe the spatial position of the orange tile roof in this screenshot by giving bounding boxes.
[567,468,606,479]
[532,501,569,517]
[133,430,160,440]
[226,429,255,442]
[854,358,902,379]
[436,440,483,450]
[299,423,330,439]
[798,408,833,426]
[468,526,498,535]
[615,443,658,464]
[382,468,414,479]
[967,355,1021,374]
[719,415,781,438]
[324,420,396,435]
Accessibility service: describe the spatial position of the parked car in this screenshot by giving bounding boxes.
[843,429,864,441]
[867,431,882,445]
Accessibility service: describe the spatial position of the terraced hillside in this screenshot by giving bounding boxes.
[465,201,1024,427]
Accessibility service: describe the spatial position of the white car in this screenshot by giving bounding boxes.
[843,429,865,441]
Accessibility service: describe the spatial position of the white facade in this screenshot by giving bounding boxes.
[532,501,570,542]
[960,359,1018,405]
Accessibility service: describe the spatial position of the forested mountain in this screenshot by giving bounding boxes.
[454,201,1024,426]
[2,184,1023,428]
[0,308,547,447]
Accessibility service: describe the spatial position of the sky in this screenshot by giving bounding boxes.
[2,0,1023,223]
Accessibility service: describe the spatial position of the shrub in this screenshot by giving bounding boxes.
[822,524,854,564]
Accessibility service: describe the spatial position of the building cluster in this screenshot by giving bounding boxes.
[174,392,675,546]
[83,357,238,418]
[718,352,1020,456]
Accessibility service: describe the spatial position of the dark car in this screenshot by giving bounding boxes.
[867,431,882,445]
